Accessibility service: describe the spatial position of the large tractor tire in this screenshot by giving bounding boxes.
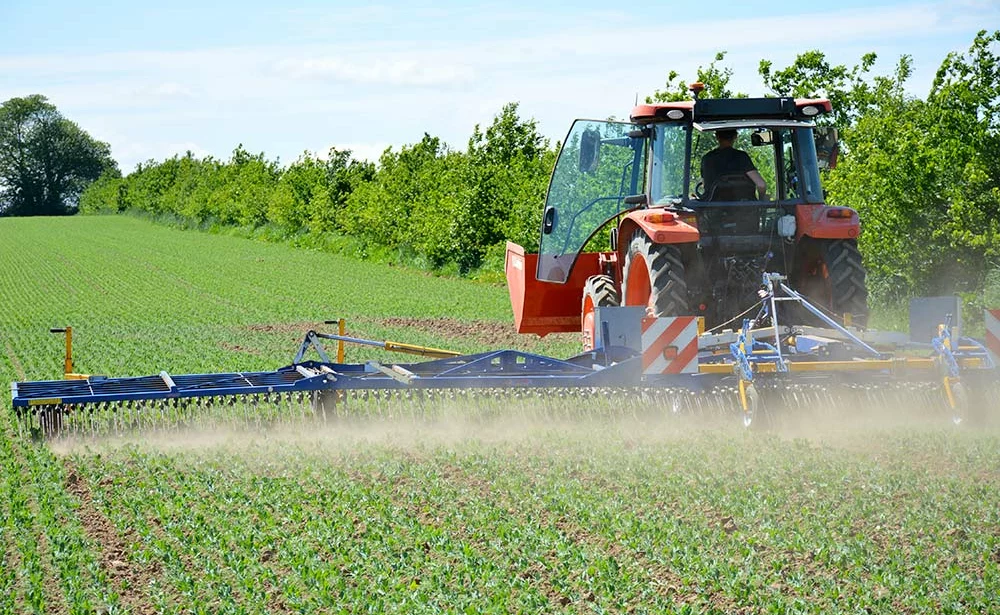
[581,275,619,351]
[622,229,689,317]
[798,238,869,327]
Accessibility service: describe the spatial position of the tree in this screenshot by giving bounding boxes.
[647,52,742,103]
[456,103,551,271]
[0,95,117,216]
[819,31,1000,299]
[759,51,881,127]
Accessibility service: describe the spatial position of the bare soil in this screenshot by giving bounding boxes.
[375,317,527,347]
[243,317,576,351]
[245,321,325,336]
[63,462,160,615]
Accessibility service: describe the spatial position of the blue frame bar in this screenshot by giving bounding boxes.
[12,334,998,413]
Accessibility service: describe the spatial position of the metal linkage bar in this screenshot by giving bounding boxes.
[766,273,881,358]
[294,329,460,363]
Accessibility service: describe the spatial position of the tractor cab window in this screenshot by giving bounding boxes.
[650,123,688,204]
[792,127,823,202]
[778,127,824,202]
[688,122,823,203]
[537,120,646,283]
[690,125,776,201]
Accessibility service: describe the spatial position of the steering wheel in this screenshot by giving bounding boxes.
[694,180,705,199]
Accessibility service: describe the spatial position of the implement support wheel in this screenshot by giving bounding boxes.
[947,380,969,426]
[622,229,688,317]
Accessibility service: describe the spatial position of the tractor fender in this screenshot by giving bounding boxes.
[795,204,860,240]
[617,210,699,275]
[620,210,699,246]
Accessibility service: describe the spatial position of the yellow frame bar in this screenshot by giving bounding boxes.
[699,357,983,375]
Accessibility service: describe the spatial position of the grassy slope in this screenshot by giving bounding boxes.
[1,216,999,614]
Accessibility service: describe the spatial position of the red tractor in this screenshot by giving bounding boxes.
[507,85,868,349]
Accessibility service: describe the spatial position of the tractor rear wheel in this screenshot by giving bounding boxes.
[622,229,689,317]
[798,239,869,327]
[582,275,619,351]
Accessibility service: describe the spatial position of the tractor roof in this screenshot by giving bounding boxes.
[631,97,831,124]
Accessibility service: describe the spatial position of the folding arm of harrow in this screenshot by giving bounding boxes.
[721,273,997,426]
[294,328,461,364]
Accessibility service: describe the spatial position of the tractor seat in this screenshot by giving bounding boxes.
[707,174,757,201]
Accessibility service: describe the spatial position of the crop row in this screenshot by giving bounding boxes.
[67,426,1000,613]
[0,412,124,614]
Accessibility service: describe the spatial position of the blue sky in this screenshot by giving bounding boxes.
[1,0,996,172]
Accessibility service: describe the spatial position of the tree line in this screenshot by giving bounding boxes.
[78,103,553,276]
[4,31,999,306]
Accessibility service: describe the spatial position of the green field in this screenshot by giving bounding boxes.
[2,216,1000,614]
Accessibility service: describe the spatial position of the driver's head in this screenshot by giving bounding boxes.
[715,129,737,145]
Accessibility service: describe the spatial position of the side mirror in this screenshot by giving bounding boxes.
[814,127,839,170]
[542,206,557,234]
[579,128,601,174]
[751,130,774,146]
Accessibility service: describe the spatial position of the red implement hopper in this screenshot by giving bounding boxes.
[505,242,606,336]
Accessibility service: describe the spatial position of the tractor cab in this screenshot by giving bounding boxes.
[536,97,839,285]
[508,90,865,341]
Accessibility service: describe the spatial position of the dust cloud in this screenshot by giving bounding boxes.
[46,385,1000,458]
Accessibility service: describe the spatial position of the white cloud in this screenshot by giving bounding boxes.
[164,141,211,159]
[148,82,195,99]
[280,56,475,86]
[1,1,993,172]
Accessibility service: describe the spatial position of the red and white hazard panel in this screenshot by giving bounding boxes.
[986,309,1000,362]
[641,316,699,375]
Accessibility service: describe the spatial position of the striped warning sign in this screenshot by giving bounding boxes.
[986,309,1000,363]
[641,316,699,375]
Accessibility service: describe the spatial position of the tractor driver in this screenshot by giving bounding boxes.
[700,129,768,201]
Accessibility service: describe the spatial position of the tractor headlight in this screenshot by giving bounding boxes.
[778,215,796,238]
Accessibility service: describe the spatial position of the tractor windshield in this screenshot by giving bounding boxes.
[537,120,646,283]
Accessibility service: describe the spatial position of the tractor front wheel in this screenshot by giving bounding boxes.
[581,275,619,351]
[622,230,689,317]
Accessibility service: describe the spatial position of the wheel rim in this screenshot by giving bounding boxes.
[582,295,597,351]
[800,255,832,308]
[625,253,653,311]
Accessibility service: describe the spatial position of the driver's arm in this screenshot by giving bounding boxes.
[746,170,768,200]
